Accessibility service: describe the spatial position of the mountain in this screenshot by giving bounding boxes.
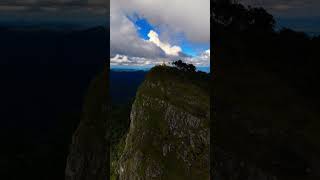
[116,66,210,179]
[65,65,210,180]
[214,59,320,180]
[0,26,108,64]
[213,2,320,179]
[0,27,107,179]
[65,67,108,180]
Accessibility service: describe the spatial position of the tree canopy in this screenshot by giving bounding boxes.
[172,60,196,73]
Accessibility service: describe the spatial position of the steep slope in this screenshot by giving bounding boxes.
[65,67,108,180]
[214,61,320,180]
[118,66,210,179]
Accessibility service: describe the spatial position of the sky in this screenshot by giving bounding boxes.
[3,1,317,69]
[240,0,320,34]
[0,0,108,28]
[110,0,210,69]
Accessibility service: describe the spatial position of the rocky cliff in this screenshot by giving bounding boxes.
[65,68,108,180]
[117,66,210,179]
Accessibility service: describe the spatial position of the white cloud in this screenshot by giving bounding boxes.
[110,54,131,64]
[111,48,210,67]
[200,49,210,60]
[114,0,210,43]
[147,30,182,56]
[110,0,210,68]
[111,54,166,66]
[184,49,210,67]
[110,4,166,58]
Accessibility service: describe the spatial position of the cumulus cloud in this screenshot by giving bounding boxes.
[111,49,210,67]
[110,1,186,59]
[111,54,131,65]
[110,0,210,68]
[110,54,166,66]
[110,4,166,59]
[113,0,210,43]
[184,49,210,67]
[147,30,182,56]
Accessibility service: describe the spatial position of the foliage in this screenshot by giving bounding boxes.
[172,60,196,73]
[110,103,132,178]
[212,1,320,180]
[212,0,275,32]
[119,65,210,179]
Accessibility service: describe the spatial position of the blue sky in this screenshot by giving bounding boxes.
[132,17,209,58]
[0,0,319,34]
[110,1,210,69]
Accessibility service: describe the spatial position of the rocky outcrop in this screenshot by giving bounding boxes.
[118,66,210,179]
[65,68,108,180]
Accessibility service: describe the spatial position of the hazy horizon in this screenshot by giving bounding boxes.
[110,64,210,73]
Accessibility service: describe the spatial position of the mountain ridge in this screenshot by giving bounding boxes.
[116,65,210,179]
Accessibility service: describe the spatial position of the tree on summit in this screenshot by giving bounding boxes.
[172,60,196,73]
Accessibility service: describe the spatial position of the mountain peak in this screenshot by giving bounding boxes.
[118,65,210,179]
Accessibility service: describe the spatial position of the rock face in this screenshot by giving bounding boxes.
[65,68,108,180]
[118,66,210,179]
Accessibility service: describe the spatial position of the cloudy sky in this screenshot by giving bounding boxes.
[110,0,210,69]
[0,0,108,27]
[240,0,320,34]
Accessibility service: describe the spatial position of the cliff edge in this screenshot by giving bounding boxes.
[118,66,210,179]
[65,68,108,180]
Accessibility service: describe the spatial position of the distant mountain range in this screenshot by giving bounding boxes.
[111,66,210,73]
[0,26,108,64]
[109,66,210,105]
[0,19,108,31]
[110,70,147,104]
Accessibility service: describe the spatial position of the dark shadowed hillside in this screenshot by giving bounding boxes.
[212,1,320,179]
[0,26,108,64]
[0,27,108,179]
[65,67,108,180]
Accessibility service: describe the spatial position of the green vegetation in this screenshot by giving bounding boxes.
[213,1,320,179]
[142,65,210,118]
[110,102,132,179]
[172,60,196,73]
[115,65,210,179]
